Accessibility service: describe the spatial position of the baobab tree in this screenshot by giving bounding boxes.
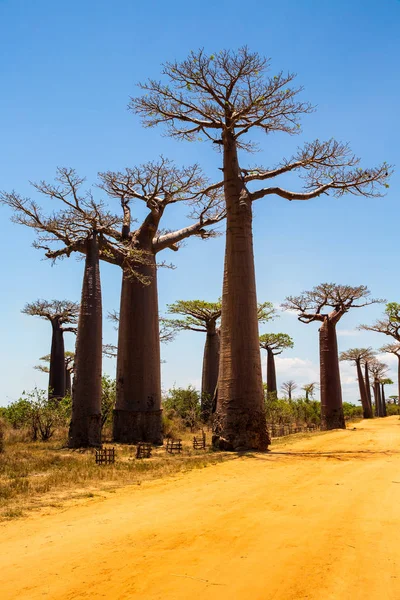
[35,351,75,395]
[22,299,79,399]
[339,348,375,418]
[283,284,382,429]
[380,378,393,417]
[302,382,317,400]
[368,359,388,417]
[2,168,129,446]
[259,333,294,397]
[165,300,275,420]
[164,300,221,421]
[131,48,391,449]
[281,380,298,400]
[99,159,224,444]
[380,343,400,403]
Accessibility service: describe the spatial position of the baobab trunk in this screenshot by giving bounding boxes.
[365,362,373,415]
[398,356,400,408]
[113,252,162,444]
[319,318,345,429]
[65,366,72,396]
[68,233,102,448]
[266,349,277,397]
[213,131,269,451]
[381,384,387,417]
[356,359,372,419]
[49,320,65,399]
[373,380,382,417]
[201,325,220,422]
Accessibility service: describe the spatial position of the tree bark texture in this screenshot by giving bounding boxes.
[113,252,162,444]
[213,132,269,451]
[201,326,220,422]
[373,380,382,417]
[65,367,72,397]
[49,320,66,399]
[356,359,372,419]
[365,363,373,415]
[381,384,387,417]
[319,318,345,430]
[68,234,102,448]
[266,349,277,396]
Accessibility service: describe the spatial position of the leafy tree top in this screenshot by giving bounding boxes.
[131,47,391,198]
[164,300,276,333]
[368,359,388,379]
[302,382,318,398]
[22,299,79,329]
[283,283,383,324]
[360,303,400,342]
[339,347,376,364]
[259,332,293,354]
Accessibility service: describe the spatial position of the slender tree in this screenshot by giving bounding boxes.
[339,348,375,418]
[22,300,79,399]
[283,284,382,430]
[368,360,388,417]
[380,378,393,417]
[99,160,224,444]
[259,333,294,396]
[380,343,400,403]
[302,382,317,400]
[35,351,75,396]
[132,48,391,449]
[281,380,298,400]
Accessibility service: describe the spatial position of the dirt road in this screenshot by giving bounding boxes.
[1,417,400,600]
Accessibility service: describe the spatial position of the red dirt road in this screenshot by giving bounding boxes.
[1,417,400,599]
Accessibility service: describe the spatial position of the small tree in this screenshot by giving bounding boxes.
[259,333,294,396]
[132,47,391,450]
[302,382,317,400]
[163,386,201,432]
[283,284,383,430]
[22,300,79,399]
[35,351,75,396]
[281,380,298,400]
[339,348,375,419]
[368,360,388,417]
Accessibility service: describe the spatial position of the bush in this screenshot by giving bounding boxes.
[163,385,201,431]
[264,390,321,426]
[0,418,4,453]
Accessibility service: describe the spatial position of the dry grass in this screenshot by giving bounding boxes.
[0,426,230,521]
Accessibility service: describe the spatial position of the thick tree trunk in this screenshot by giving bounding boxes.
[65,367,72,397]
[113,252,162,444]
[49,320,65,399]
[266,349,277,397]
[68,234,102,448]
[213,131,269,451]
[381,384,387,417]
[201,325,220,422]
[364,362,373,415]
[319,318,345,430]
[356,359,372,419]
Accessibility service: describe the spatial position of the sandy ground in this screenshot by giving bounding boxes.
[1,417,400,600]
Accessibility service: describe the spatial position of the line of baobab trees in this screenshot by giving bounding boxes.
[1,48,393,450]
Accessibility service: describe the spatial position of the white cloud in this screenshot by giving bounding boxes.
[275,356,319,383]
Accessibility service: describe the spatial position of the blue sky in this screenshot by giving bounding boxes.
[1,0,399,404]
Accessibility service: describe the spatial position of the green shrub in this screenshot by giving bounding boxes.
[163,385,201,431]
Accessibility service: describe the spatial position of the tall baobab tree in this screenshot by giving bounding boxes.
[283,284,382,429]
[22,299,79,399]
[35,351,75,396]
[131,48,391,450]
[302,382,317,400]
[380,378,393,417]
[281,380,298,400]
[2,168,128,446]
[99,159,224,444]
[380,343,400,403]
[259,333,294,396]
[368,359,388,417]
[339,348,375,419]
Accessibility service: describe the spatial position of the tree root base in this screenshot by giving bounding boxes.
[68,414,102,448]
[321,408,346,430]
[212,408,270,451]
[113,409,163,445]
